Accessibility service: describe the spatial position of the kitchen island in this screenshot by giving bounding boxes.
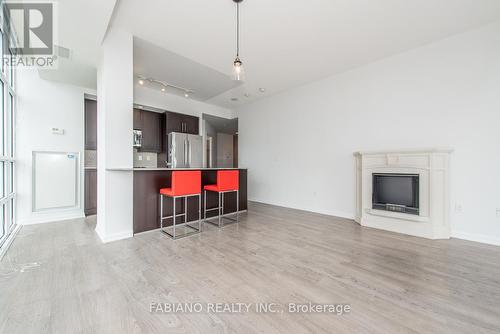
[128,168,247,233]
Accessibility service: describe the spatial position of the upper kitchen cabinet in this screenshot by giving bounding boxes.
[165,111,183,135]
[84,99,97,150]
[133,109,143,130]
[165,111,199,135]
[184,114,199,134]
[135,109,163,153]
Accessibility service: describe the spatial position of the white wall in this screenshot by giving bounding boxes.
[96,28,134,243]
[16,69,94,225]
[238,21,500,245]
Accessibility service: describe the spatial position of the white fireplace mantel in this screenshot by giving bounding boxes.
[354,149,453,239]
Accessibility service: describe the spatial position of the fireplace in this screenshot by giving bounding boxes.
[372,173,419,215]
[355,150,451,239]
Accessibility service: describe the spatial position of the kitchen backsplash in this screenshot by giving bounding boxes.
[134,149,158,168]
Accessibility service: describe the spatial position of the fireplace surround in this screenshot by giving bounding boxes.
[354,149,452,239]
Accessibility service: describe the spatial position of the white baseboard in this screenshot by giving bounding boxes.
[95,228,133,243]
[451,231,500,246]
[19,212,85,225]
[0,224,22,261]
[248,199,355,220]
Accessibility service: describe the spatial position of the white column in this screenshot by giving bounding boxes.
[95,29,134,242]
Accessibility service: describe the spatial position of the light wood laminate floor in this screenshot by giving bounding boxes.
[1,202,500,334]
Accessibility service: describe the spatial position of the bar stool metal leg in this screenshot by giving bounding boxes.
[173,197,176,239]
[218,193,222,227]
[184,196,187,227]
[203,190,206,222]
[221,193,225,227]
[198,194,202,231]
[160,194,163,230]
[236,190,239,223]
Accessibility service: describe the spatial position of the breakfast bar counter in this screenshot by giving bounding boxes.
[131,168,247,233]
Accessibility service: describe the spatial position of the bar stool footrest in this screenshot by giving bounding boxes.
[204,214,238,227]
[161,223,201,240]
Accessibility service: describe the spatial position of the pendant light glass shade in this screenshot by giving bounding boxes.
[232,56,245,81]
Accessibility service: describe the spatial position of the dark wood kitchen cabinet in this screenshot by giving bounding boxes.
[165,111,183,135]
[133,108,143,130]
[165,111,199,135]
[84,99,97,150]
[184,114,199,134]
[84,169,97,216]
[134,109,163,152]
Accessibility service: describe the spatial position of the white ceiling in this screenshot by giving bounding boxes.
[134,37,241,101]
[37,0,117,89]
[110,0,500,108]
[45,0,500,105]
[57,0,116,67]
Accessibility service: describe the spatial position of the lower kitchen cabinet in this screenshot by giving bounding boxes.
[85,169,97,216]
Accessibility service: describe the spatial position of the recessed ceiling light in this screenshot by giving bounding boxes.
[138,79,144,85]
[184,92,190,98]
[161,87,166,92]
[259,88,266,93]
[231,97,239,102]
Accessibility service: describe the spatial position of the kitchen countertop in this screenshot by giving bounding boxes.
[107,167,246,171]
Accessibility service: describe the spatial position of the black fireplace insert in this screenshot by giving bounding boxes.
[372,173,419,215]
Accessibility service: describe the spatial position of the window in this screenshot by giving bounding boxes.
[0,7,16,250]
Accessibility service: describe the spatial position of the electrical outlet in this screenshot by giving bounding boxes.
[138,156,143,161]
[455,204,463,213]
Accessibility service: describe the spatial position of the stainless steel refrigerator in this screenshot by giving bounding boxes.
[168,132,203,168]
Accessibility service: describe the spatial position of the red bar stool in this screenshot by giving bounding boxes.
[203,170,239,227]
[160,171,202,239]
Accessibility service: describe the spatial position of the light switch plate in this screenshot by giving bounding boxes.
[52,128,65,135]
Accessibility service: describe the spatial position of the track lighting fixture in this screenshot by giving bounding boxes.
[137,76,193,98]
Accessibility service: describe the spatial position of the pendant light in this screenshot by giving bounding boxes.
[232,0,245,81]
